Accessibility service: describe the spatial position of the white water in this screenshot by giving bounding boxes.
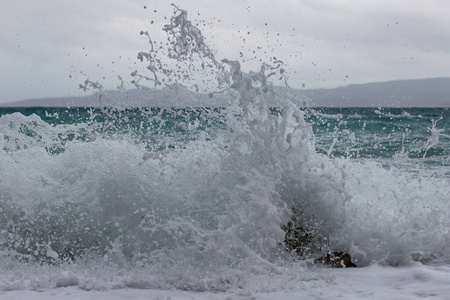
[2,4,450,298]
[2,86,450,292]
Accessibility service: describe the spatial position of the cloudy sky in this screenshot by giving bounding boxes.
[1,0,449,103]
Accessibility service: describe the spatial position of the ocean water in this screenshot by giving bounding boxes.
[1,4,450,296]
[1,104,450,291]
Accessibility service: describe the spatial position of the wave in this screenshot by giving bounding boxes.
[2,98,450,291]
[1,4,450,292]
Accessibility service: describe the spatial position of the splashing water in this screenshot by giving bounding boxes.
[2,4,450,292]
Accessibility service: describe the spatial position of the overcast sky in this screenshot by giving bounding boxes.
[1,0,450,103]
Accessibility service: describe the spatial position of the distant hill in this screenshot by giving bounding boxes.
[0,89,229,108]
[2,77,450,107]
[301,77,450,107]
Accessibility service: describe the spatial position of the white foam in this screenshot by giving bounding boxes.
[2,3,450,295]
[2,263,450,299]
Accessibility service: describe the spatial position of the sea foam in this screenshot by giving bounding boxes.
[1,4,450,292]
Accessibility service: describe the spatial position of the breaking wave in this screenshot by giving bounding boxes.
[1,4,450,291]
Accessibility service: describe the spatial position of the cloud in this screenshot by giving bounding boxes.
[1,0,450,102]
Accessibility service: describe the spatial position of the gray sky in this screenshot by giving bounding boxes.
[1,0,450,103]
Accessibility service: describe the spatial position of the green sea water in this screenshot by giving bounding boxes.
[2,106,449,164]
[1,94,450,291]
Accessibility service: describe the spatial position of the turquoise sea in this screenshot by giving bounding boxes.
[2,106,449,164]
[1,104,449,289]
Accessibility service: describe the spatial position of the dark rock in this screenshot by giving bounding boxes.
[282,208,357,268]
[315,251,357,268]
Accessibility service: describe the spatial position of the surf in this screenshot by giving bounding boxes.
[1,4,450,292]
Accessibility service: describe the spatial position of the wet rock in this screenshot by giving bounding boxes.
[282,208,356,268]
[315,251,357,268]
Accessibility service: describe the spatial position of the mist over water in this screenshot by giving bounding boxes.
[1,5,450,292]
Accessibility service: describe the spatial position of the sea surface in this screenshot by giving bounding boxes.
[2,105,449,166]
[1,104,450,293]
